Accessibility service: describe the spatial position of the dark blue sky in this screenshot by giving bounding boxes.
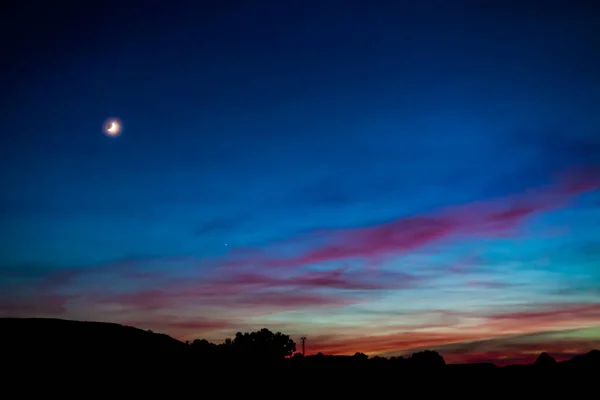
[1,0,600,362]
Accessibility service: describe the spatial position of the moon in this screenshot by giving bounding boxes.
[103,119,122,137]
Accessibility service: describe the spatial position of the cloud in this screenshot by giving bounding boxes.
[0,252,424,337]
[23,255,192,289]
[208,267,419,291]
[519,129,600,169]
[302,303,600,359]
[214,167,600,270]
[307,329,600,363]
[483,302,600,334]
[0,262,57,280]
[126,316,233,335]
[2,167,599,355]
[192,214,248,237]
[89,266,420,316]
[236,292,354,309]
[307,330,487,356]
[0,293,74,317]
[0,256,188,316]
[426,328,600,365]
[294,177,355,208]
[465,280,513,289]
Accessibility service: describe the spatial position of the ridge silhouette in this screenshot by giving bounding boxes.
[1,317,598,370]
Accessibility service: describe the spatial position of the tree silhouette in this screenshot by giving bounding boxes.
[190,339,217,354]
[229,328,296,361]
[409,350,446,368]
[534,352,556,367]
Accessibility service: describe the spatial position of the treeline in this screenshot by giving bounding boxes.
[185,328,297,363]
[184,328,446,367]
[3,319,598,369]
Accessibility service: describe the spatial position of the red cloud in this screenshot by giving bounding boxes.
[440,338,600,366]
[306,330,487,356]
[295,303,600,357]
[303,326,600,363]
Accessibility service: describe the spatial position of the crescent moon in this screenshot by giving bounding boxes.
[103,119,122,137]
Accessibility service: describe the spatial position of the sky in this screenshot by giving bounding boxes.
[1,0,600,365]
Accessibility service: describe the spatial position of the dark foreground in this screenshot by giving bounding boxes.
[1,317,598,372]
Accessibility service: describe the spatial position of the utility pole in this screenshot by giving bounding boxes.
[300,336,306,357]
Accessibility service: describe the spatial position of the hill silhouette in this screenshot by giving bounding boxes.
[0,317,188,355]
[1,317,598,370]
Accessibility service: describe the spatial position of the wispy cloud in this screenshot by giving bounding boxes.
[125,316,234,336]
[2,0,600,368]
[304,303,600,359]
[192,214,248,237]
[0,293,75,316]
[1,168,599,362]
[424,327,600,365]
[212,167,599,270]
[82,266,422,317]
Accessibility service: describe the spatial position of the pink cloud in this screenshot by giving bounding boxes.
[484,303,600,333]
[90,266,416,316]
[2,167,599,349]
[36,256,192,289]
[0,293,74,316]
[94,288,353,312]
[95,290,171,311]
[209,267,419,291]
[215,167,600,270]
[126,316,232,332]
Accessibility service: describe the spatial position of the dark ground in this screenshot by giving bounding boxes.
[1,317,598,372]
